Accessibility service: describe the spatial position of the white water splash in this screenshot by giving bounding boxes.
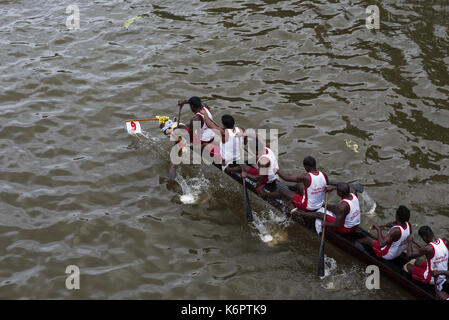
[251,208,292,245]
[177,175,210,204]
[361,191,377,215]
[322,255,338,279]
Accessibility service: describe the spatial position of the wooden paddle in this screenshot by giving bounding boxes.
[168,104,183,180]
[241,170,254,222]
[317,191,329,277]
[125,118,159,122]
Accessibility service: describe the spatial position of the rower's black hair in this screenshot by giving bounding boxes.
[337,182,350,196]
[396,205,410,223]
[418,226,434,239]
[188,96,202,111]
[303,156,316,169]
[222,114,234,129]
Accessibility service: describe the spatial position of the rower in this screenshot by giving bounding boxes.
[403,226,449,291]
[219,114,246,173]
[178,96,221,157]
[259,156,329,212]
[294,182,360,234]
[357,205,411,260]
[178,96,220,144]
[432,270,449,300]
[241,140,279,193]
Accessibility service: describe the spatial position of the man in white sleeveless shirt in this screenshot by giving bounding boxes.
[259,156,329,212]
[178,96,222,158]
[294,182,360,234]
[403,226,449,291]
[356,206,411,260]
[218,114,246,173]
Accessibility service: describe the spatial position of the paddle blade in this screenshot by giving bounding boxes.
[242,179,253,222]
[317,242,325,277]
[168,162,176,180]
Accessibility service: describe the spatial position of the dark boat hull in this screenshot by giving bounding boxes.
[214,163,448,300]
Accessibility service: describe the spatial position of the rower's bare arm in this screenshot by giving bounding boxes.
[239,127,248,145]
[324,203,345,228]
[241,169,259,181]
[433,270,449,277]
[203,111,222,132]
[326,203,337,213]
[378,228,399,248]
[277,170,304,183]
[189,114,203,139]
[293,209,323,220]
[406,237,431,259]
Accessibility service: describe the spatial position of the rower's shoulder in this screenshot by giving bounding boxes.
[442,238,449,247]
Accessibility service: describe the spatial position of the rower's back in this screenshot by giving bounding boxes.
[189,96,215,143]
[220,114,243,164]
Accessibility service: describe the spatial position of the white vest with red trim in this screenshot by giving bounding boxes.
[424,239,448,287]
[305,171,327,211]
[195,106,215,142]
[220,127,242,164]
[257,147,279,183]
[381,222,410,260]
[341,193,360,229]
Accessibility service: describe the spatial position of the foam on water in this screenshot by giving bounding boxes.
[251,208,292,246]
[177,174,210,205]
[322,255,338,279]
[361,191,377,215]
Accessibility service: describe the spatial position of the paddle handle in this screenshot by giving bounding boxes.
[125,118,159,122]
[321,192,329,240]
[168,104,183,180]
[317,192,329,277]
[242,177,253,222]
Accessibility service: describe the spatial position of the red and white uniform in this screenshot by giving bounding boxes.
[322,193,360,234]
[373,222,411,260]
[292,171,327,212]
[220,127,243,170]
[340,193,360,229]
[256,147,279,184]
[306,171,327,210]
[195,106,215,143]
[412,239,448,290]
[247,147,279,189]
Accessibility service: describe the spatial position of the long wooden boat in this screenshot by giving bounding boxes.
[150,118,446,300]
[209,162,448,300]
